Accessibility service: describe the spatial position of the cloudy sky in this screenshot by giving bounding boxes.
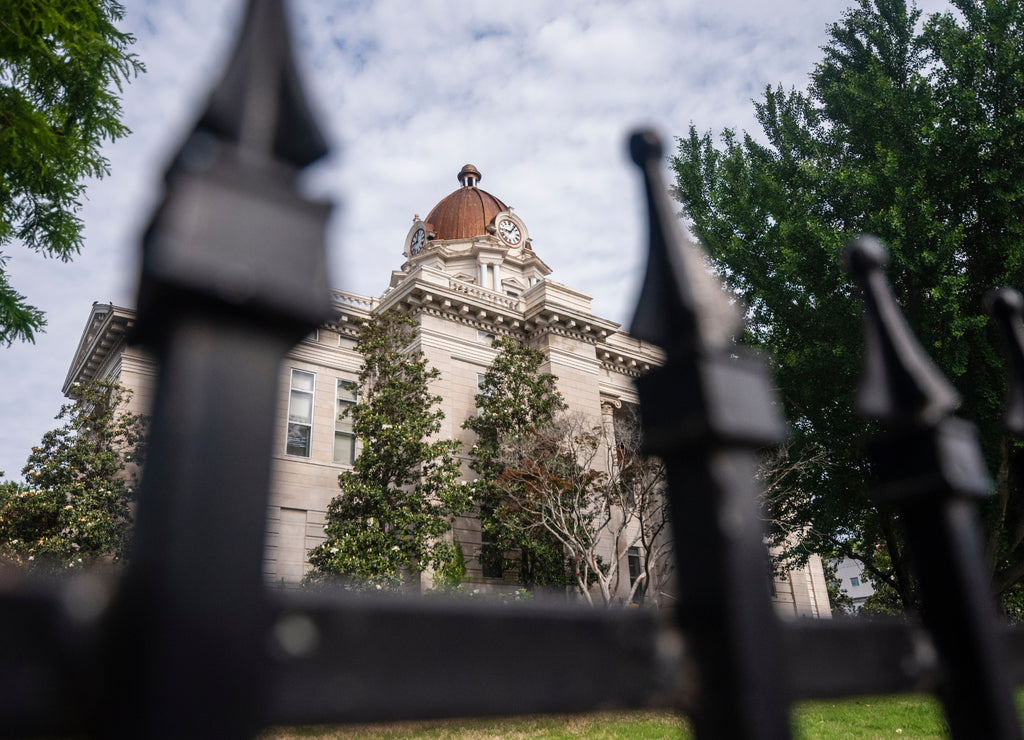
[0,0,955,479]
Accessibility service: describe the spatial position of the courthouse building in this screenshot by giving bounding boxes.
[63,164,830,617]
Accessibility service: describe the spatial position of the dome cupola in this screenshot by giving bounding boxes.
[399,163,549,291]
[424,165,510,241]
[457,164,481,187]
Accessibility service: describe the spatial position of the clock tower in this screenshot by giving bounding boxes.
[400,165,546,296]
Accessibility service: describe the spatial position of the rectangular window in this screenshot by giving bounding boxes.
[286,369,315,457]
[477,329,496,343]
[476,373,488,416]
[628,546,642,585]
[628,546,644,605]
[334,379,357,465]
[850,576,860,588]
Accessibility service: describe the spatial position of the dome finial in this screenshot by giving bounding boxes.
[458,164,481,188]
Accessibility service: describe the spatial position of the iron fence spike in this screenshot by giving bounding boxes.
[628,129,740,355]
[842,235,959,424]
[196,0,328,168]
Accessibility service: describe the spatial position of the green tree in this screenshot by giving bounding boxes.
[0,1,143,344]
[672,0,1024,611]
[0,379,146,571]
[494,412,663,607]
[306,312,469,591]
[463,337,569,587]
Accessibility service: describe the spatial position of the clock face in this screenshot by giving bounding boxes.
[497,218,522,245]
[410,227,425,254]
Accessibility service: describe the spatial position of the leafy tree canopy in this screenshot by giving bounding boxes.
[306,311,469,591]
[0,379,147,571]
[673,0,1024,611]
[463,337,570,587]
[0,0,143,344]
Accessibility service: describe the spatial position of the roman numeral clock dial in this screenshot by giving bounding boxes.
[410,227,425,254]
[497,218,522,245]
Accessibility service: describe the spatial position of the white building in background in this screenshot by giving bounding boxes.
[835,557,875,611]
[64,164,831,616]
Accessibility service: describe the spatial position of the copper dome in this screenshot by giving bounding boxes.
[425,165,509,241]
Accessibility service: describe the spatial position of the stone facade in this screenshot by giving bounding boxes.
[64,166,830,616]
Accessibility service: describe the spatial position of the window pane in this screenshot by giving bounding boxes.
[628,546,642,585]
[291,369,315,391]
[335,379,357,464]
[334,432,354,465]
[337,379,357,402]
[289,392,313,423]
[336,413,354,434]
[287,423,311,457]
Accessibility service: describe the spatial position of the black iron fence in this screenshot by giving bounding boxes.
[3,2,1024,738]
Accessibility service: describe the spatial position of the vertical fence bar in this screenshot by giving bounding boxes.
[986,288,1024,606]
[105,2,332,737]
[629,130,791,740]
[844,237,1021,740]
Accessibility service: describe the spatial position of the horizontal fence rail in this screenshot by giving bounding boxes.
[2,1,1024,739]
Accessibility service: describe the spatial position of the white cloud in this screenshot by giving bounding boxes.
[0,0,957,479]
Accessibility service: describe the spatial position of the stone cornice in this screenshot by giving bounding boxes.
[326,289,375,338]
[381,266,628,349]
[411,304,525,342]
[597,352,654,378]
[598,334,664,378]
[63,303,136,395]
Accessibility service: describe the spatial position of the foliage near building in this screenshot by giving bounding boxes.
[495,412,666,607]
[466,339,669,606]
[307,312,469,591]
[0,0,144,344]
[612,408,673,607]
[463,338,569,587]
[0,380,146,571]
[672,0,1024,611]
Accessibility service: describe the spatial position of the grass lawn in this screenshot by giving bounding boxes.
[261,710,688,739]
[263,692,1022,739]
[792,695,947,739]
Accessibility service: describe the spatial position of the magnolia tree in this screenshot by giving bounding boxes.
[306,312,469,591]
[463,338,569,587]
[0,380,147,571]
[497,411,667,608]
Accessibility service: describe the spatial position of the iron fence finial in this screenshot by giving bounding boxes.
[628,129,791,740]
[628,129,740,356]
[842,235,959,425]
[198,0,327,168]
